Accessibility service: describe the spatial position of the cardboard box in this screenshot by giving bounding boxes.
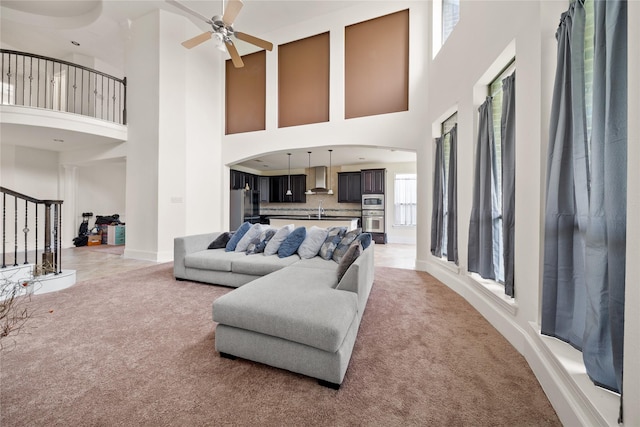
[87,235,102,246]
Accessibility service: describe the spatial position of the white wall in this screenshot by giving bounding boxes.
[417,1,638,425]
[124,9,222,262]
[221,1,429,168]
[76,160,126,226]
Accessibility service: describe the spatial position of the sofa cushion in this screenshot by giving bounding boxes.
[318,226,347,260]
[234,223,265,252]
[297,226,329,259]
[355,232,372,250]
[264,224,294,256]
[231,253,300,276]
[332,228,362,262]
[208,231,233,249]
[337,241,362,281]
[294,256,339,271]
[245,228,276,255]
[185,249,246,272]
[226,222,251,252]
[213,267,357,352]
[278,227,306,258]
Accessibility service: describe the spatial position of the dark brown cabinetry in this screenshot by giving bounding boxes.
[338,172,362,203]
[269,175,306,203]
[230,170,258,191]
[361,168,386,194]
[258,176,270,203]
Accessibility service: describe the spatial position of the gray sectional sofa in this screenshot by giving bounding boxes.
[173,231,375,388]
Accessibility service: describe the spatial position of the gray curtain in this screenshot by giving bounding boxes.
[468,98,499,280]
[430,137,444,257]
[501,73,516,297]
[582,0,626,394]
[542,0,626,395]
[446,125,458,264]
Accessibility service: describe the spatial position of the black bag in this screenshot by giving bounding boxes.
[95,214,122,225]
[73,212,93,247]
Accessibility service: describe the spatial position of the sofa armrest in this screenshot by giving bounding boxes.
[335,242,375,315]
[173,232,220,279]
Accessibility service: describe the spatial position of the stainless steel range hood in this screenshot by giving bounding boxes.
[309,166,329,193]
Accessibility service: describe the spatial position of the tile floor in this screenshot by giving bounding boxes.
[60,242,417,282]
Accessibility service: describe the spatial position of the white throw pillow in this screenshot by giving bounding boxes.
[234,223,263,252]
[264,224,294,255]
[297,226,329,259]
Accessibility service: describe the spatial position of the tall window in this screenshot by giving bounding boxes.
[442,0,460,43]
[488,61,515,284]
[468,60,515,293]
[394,173,417,226]
[431,112,458,264]
[441,113,457,257]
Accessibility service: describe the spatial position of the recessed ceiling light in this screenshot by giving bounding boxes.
[71,41,80,46]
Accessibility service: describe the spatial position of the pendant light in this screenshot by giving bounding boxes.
[327,149,334,195]
[305,151,315,195]
[285,153,293,196]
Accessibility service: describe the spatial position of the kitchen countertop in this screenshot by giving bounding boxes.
[267,215,360,220]
[268,216,360,231]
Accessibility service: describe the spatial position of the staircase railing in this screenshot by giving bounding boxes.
[1,49,127,125]
[1,187,63,276]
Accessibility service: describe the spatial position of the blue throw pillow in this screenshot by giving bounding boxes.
[319,226,347,260]
[332,228,362,262]
[277,226,306,258]
[225,222,251,252]
[355,232,372,250]
[246,229,276,255]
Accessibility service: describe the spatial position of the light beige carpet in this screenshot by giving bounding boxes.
[0,264,560,426]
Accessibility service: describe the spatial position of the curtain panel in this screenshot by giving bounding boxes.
[430,137,445,257]
[446,125,458,264]
[542,0,626,397]
[582,0,627,395]
[501,73,516,297]
[468,98,500,280]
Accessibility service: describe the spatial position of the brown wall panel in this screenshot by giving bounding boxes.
[345,9,409,119]
[278,32,330,128]
[225,50,266,135]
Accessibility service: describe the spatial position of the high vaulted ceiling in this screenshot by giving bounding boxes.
[0,0,416,168]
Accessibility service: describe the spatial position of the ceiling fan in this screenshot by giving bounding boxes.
[165,0,273,68]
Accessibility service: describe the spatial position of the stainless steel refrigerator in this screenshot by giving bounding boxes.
[230,189,260,230]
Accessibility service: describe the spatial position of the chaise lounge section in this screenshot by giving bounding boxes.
[173,226,375,388]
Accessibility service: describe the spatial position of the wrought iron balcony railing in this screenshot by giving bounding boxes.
[1,49,127,125]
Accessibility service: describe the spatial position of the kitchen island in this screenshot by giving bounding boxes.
[268,216,359,231]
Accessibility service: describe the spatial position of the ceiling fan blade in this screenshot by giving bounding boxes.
[181,32,212,49]
[234,32,273,51]
[165,0,213,25]
[222,0,244,25]
[225,41,244,68]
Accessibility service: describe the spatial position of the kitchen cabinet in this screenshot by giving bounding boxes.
[361,168,386,194]
[258,176,270,203]
[230,170,258,190]
[230,169,244,190]
[338,172,362,203]
[288,175,307,203]
[269,175,306,203]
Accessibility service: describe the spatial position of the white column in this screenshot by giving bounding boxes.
[59,164,78,248]
[123,9,223,262]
